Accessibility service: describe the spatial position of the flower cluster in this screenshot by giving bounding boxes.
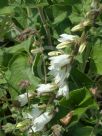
[47,34,80,98]
[36,34,78,98]
[48,54,71,97]
[16,33,80,133]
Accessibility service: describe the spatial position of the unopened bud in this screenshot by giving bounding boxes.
[16,119,31,132]
[71,20,91,32]
[79,42,86,53]
[48,51,62,56]
[56,41,71,49]
[31,47,44,54]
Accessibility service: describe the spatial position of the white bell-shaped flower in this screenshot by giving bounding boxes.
[17,93,32,107]
[36,83,57,95]
[57,34,78,49]
[49,54,71,69]
[55,67,70,85]
[49,64,71,85]
[56,82,69,98]
[31,111,53,132]
[58,34,78,43]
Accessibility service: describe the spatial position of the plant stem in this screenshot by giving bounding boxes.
[37,7,52,47]
[42,55,47,83]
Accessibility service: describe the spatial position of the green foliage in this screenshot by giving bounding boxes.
[52,88,98,126]
[91,40,102,75]
[0,0,8,8]
[0,0,102,136]
[6,52,40,98]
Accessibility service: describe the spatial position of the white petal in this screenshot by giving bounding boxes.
[50,65,71,85]
[49,54,71,68]
[58,34,77,42]
[23,105,42,120]
[17,93,28,107]
[31,111,53,132]
[54,69,66,84]
[31,107,42,119]
[36,83,56,95]
[56,82,69,97]
[48,65,55,70]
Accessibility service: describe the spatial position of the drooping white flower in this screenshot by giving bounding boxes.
[58,34,78,43]
[57,34,79,49]
[17,105,43,132]
[50,66,71,85]
[49,54,71,85]
[17,93,32,107]
[47,34,73,98]
[31,111,53,132]
[22,105,53,133]
[56,82,69,98]
[49,54,71,69]
[55,69,70,85]
[36,83,57,95]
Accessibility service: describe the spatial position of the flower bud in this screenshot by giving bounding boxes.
[16,119,31,132]
[79,42,86,53]
[48,51,62,56]
[56,41,71,49]
[71,20,91,32]
[31,47,44,54]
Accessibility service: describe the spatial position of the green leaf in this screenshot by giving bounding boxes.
[6,37,32,54]
[0,6,14,15]
[0,48,12,67]
[67,124,95,136]
[0,0,8,8]
[64,0,81,5]
[52,88,98,126]
[47,4,72,24]
[0,37,32,67]
[60,88,98,109]
[21,3,48,8]
[53,11,67,25]
[5,52,40,98]
[0,87,7,98]
[69,68,93,90]
[91,40,102,75]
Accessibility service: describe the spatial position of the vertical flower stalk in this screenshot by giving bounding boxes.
[48,33,81,98]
